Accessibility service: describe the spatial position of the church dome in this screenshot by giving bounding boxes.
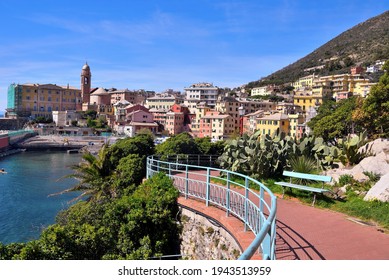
[82,62,90,70]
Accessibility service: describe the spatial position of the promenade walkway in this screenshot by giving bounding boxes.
[176,171,389,260]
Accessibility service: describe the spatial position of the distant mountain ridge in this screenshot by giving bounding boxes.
[247,10,389,88]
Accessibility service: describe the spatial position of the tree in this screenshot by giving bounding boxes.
[357,60,389,138]
[195,137,225,156]
[156,133,200,156]
[113,154,145,194]
[53,143,116,201]
[308,97,357,143]
[108,134,155,167]
[2,173,181,260]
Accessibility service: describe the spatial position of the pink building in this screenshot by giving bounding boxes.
[198,110,233,140]
[165,104,192,135]
[165,111,185,135]
[125,109,158,135]
[336,91,353,102]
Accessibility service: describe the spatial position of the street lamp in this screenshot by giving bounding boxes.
[238,106,245,136]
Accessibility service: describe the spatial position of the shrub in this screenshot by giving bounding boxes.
[338,174,354,186]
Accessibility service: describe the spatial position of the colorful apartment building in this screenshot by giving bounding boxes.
[317,73,371,99]
[215,96,276,133]
[6,83,81,119]
[146,93,184,111]
[291,74,317,91]
[255,112,290,136]
[353,81,376,98]
[165,104,192,135]
[288,113,305,139]
[293,92,323,114]
[198,111,234,140]
[250,84,279,96]
[242,110,264,135]
[123,108,158,137]
[110,88,147,105]
[184,82,219,109]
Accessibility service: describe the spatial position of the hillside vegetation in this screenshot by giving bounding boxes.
[247,10,389,89]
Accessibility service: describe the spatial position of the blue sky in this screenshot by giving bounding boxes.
[0,0,387,112]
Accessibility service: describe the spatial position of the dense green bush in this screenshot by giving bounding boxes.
[0,133,181,260]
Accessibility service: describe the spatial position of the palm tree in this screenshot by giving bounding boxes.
[51,144,116,202]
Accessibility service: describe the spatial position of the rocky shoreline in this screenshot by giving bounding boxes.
[0,148,26,158]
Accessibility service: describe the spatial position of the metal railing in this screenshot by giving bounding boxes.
[146,154,277,260]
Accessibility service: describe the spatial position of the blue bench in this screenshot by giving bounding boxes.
[275,171,332,206]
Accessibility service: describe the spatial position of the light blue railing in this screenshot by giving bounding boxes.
[146,154,277,260]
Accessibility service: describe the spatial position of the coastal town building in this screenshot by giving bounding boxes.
[242,110,264,135]
[250,84,280,96]
[146,93,184,111]
[291,74,317,91]
[121,107,158,137]
[288,113,305,139]
[52,110,81,127]
[293,91,323,114]
[6,83,81,119]
[190,102,211,136]
[184,83,219,109]
[198,110,234,140]
[215,96,276,133]
[255,111,290,136]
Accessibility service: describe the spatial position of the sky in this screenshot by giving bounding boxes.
[0,0,387,112]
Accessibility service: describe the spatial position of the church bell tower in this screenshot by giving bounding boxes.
[80,62,92,110]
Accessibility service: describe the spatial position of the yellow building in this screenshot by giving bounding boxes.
[7,83,81,119]
[317,73,371,99]
[311,79,332,97]
[146,94,184,111]
[293,92,323,114]
[291,74,317,90]
[288,114,305,139]
[256,112,290,136]
[353,80,376,98]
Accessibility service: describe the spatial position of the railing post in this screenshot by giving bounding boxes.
[168,162,172,177]
[206,168,210,206]
[146,157,150,179]
[260,186,264,232]
[157,159,160,172]
[198,155,200,166]
[185,165,189,199]
[226,172,230,216]
[244,177,249,232]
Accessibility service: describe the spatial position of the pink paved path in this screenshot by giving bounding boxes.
[175,170,389,260]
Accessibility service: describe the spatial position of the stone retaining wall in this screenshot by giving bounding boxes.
[180,207,241,260]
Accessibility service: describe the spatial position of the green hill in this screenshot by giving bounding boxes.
[246,10,389,89]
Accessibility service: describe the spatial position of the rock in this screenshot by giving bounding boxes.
[364,173,389,202]
[360,138,389,156]
[350,151,389,176]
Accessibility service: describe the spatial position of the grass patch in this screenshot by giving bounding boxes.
[331,194,389,230]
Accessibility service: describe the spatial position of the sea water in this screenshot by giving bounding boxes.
[0,151,82,244]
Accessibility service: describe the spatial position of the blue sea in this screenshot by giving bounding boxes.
[0,151,82,244]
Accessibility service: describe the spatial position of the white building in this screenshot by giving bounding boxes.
[184,83,219,109]
[52,110,80,127]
